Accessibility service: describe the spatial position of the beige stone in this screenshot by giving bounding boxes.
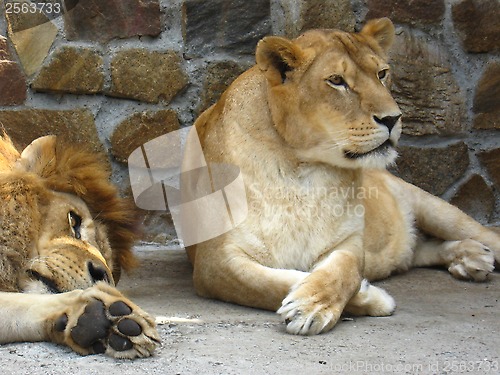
[109,50,188,104]
[0,109,102,152]
[32,46,104,94]
[110,110,180,163]
[6,5,58,75]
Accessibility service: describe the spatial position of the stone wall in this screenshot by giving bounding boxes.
[0,0,499,243]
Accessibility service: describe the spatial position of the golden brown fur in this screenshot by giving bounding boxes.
[0,134,159,357]
[186,18,500,335]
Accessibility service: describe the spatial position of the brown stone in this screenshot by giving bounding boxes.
[6,3,58,75]
[183,0,271,57]
[64,0,161,43]
[393,142,469,196]
[450,175,494,224]
[110,110,180,163]
[0,61,27,105]
[277,0,355,38]
[0,35,10,60]
[198,60,249,113]
[32,46,104,94]
[367,0,445,25]
[109,49,188,104]
[452,0,500,53]
[389,30,466,136]
[301,0,355,34]
[0,35,27,105]
[478,148,500,188]
[473,62,500,130]
[0,109,102,152]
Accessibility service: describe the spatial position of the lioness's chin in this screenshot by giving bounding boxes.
[345,146,398,170]
[353,148,398,169]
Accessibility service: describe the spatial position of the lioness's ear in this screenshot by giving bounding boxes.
[17,135,57,175]
[256,36,304,86]
[360,18,395,52]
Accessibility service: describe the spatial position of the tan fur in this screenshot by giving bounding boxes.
[0,135,159,357]
[187,18,500,335]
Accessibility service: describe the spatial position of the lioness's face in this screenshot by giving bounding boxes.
[257,18,402,169]
[20,192,115,293]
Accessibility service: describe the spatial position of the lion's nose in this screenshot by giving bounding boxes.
[87,261,112,284]
[374,114,401,131]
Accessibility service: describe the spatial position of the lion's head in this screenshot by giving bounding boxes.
[255,18,402,169]
[0,135,139,293]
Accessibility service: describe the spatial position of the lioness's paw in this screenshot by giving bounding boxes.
[51,283,160,359]
[447,239,494,282]
[277,288,342,336]
[345,280,396,317]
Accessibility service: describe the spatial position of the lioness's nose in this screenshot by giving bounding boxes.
[88,261,113,284]
[374,114,401,131]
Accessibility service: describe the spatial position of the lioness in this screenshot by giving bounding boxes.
[186,18,500,335]
[0,134,159,357]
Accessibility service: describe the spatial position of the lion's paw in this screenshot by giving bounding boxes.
[447,239,495,282]
[277,287,342,336]
[51,283,160,358]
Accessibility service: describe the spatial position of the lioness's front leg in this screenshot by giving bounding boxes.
[0,283,160,358]
[277,237,396,335]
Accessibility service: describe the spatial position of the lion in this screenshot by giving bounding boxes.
[185,18,500,335]
[0,134,159,357]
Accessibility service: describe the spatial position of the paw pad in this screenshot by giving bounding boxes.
[118,319,142,336]
[109,301,132,316]
[71,300,111,347]
[109,334,133,351]
[68,299,147,353]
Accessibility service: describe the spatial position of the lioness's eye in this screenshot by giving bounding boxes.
[326,75,346,87]
[378,69,389,80]
[68,211,82,240]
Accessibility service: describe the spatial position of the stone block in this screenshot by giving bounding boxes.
[0,109,102,152]
[0,61,27,105]
[478,148,500,188]
[450,175,494,224]
[389,29,466,136]
[300,0,355,35]
[6,3,58,76]
[198,60,249,113]
[452,0,500,53]
[32,46,104,94]
[473,62,500,130]
[63,0,161,42]
[109,49,188,104]
[184,0,271,57]
[367,0,445,26]
[0,35,27,105]
[393,142,469,196]
[0,35,11,60]
[274,0,355,38]
[110,110,180,163]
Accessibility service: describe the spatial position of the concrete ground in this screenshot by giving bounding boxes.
[1,245,499,375]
